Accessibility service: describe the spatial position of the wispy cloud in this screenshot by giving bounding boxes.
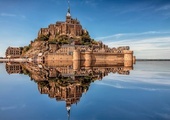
[119,4,155,15]
[0,13,16,17]
[155,4,170,18]
[110,3,170,20]
[95,82,170,91]
[108,37,170,50]
[96,31,170,40]
[95,31,170,59]
[156,5,170,11]
[0,13,26,19]
[0,104,26,111]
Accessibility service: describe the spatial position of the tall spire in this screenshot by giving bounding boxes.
[67,0,71,17]
[66,105,71,120]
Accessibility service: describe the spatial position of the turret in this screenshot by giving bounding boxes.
[123,50,133,67]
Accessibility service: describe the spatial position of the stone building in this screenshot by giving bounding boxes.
[45,42,135,67]
[38,5,84,39]
[5,47,21,58]
[5,62,22,74]
[20,2,136,66]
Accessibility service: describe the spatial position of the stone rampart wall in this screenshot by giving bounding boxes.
[45,50,135,67]
[47,54,73,61]
[46,52,125,62]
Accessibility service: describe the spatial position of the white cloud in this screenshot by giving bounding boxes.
[95,31,170,59]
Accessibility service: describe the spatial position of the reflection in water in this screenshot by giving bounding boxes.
[5,60,133,118]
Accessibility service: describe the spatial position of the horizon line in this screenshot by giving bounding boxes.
[136,59,170,61]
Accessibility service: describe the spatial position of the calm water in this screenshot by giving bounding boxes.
[0,61,170,120]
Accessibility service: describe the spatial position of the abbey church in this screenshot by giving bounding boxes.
[38,5,85,39]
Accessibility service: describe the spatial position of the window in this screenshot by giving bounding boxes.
[69,52,73,55]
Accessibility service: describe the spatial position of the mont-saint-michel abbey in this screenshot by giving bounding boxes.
[5,3,136,68]
[1,1,170,120]
[2,2,136,119]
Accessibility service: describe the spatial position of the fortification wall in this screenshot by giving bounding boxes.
[45,60,73,67]
[79,53,124,61]
[93,60,124,66]
[47,54,73,61]
[46,52,126,61]
[45,50,134,67]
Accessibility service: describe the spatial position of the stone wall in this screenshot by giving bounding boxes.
[45,51,132,67]
[47,54,73,61]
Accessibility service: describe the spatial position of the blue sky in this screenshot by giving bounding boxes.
[0,0,170,59]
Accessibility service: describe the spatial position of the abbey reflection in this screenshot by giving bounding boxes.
[5,61,133,117]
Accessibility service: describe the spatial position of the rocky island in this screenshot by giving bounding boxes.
[5,4,135,67]
[2,3,136,118]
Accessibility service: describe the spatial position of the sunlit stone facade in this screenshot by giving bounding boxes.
[38,7,84,39]
[5,47,21,58]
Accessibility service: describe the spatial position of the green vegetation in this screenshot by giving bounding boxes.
[22,44,31,54]
[38,34,49,41]
[79,31,99,46]
[48,39,57,44]
[33,29,99,47]
[57,35,69,44]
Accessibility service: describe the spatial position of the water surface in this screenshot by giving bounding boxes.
[0,61,170,120]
